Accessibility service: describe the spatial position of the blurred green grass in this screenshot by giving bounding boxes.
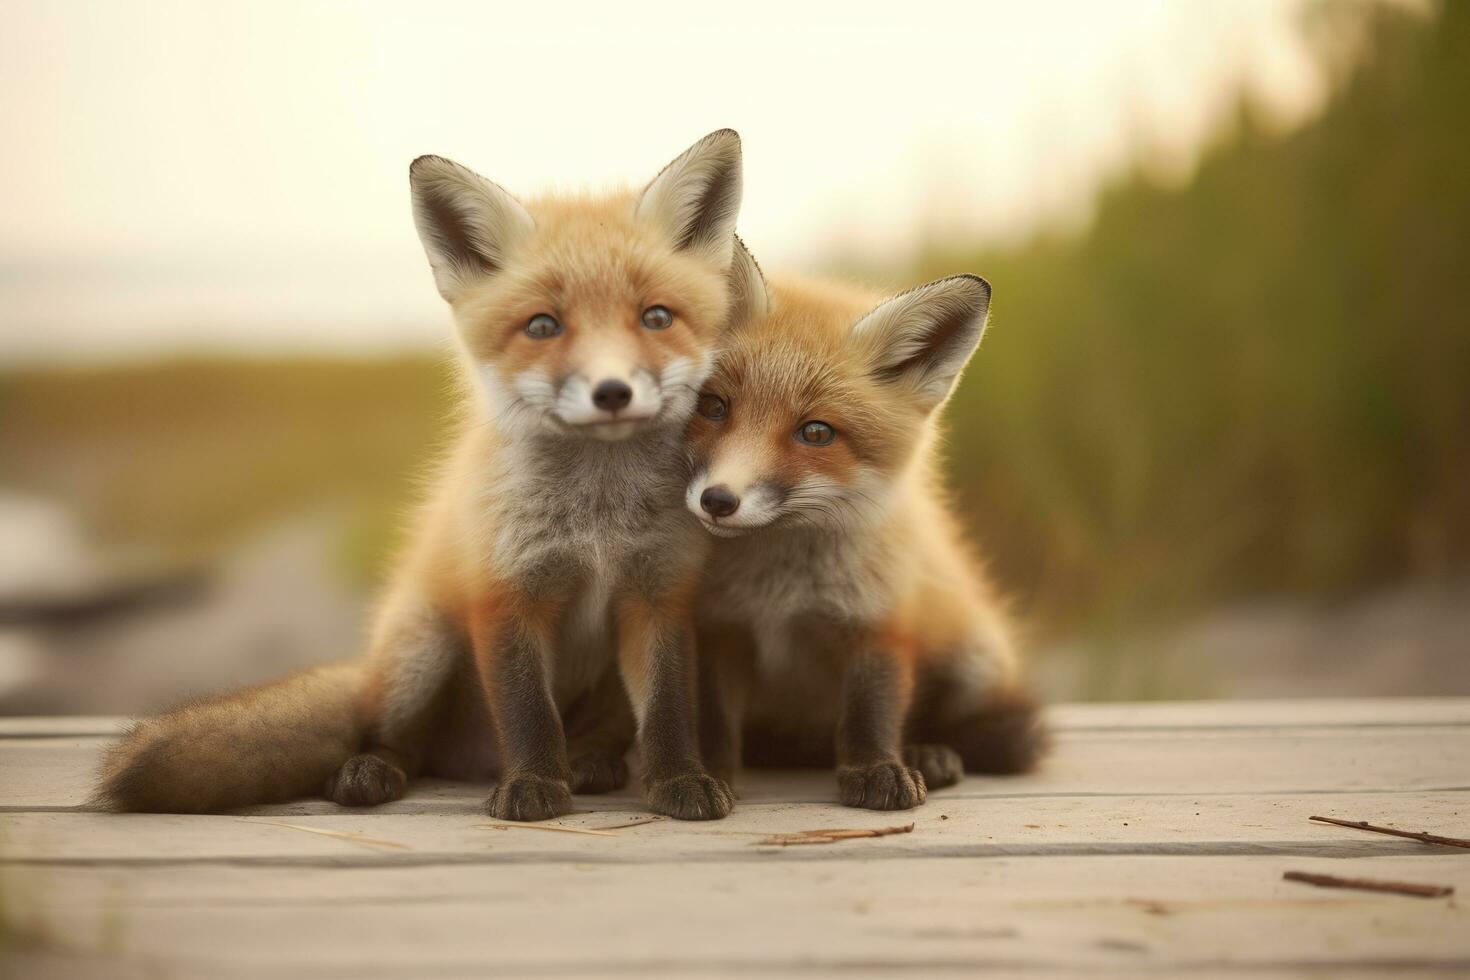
[0,357,455,586]
[1,3,1465,644]
[919,1,1470,636]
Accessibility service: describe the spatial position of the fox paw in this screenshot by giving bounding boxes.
[324,754,406,807]
[838,762,927,810]
[569,752,629,795]
[485,775,573,822]
[646,772,733,821]
[903,743,964,790]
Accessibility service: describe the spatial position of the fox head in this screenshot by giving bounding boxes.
[685,262,991,536]
[410,130,744,441]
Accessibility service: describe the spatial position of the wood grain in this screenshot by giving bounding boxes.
[2,700,1468,978]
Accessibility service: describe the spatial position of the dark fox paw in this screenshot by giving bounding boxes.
[569,751,629,795]
[324,754,407,807]
[485,775,573,822]
[838,761,927,810]
[646,772,733,820]
[903,743,964,790]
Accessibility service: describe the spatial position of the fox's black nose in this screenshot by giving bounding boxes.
[700,485,740,518]
[592,379,633,412]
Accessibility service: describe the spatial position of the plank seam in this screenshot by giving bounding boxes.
[6,839,1469,867]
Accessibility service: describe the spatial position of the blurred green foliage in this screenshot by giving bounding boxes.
[0,358,453,584]
[0,4,1463,644]
[922,2,1469,635]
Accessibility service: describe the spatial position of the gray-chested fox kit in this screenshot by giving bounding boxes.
[97,130,752,821]
[686,263,1047,810]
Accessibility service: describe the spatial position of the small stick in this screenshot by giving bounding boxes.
[1309,815,1470,849]
[238,818,411,851]
[590,816,664,831]
[1284,870,1453,899]
[756,824,915,846]
[476,823,617,837]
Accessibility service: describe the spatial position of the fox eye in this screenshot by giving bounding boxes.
[525,313,562,339]
[641,305,674,330]
[696,393,727,421]
[797,421,835,446]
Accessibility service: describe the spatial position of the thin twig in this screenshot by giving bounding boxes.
[476,823,617,837]
[1283,870,1453,899]
[238,818,410,851]
[1309,815,1470,849]
[590,816,664,831]
[756,824,915,846]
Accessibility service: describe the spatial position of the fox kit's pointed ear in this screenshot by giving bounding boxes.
[726,235,770,328]
[850,274,992,411]
[409,155,534,303]
[637,129,743,269]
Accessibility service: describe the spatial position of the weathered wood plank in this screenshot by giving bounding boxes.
[4,724,1466,812]
[3,791,1466,865]
[1,699,1466,741]
[0,738,103,811]
[0,717,128,738]
[5,856,1466,977]
[1,702,1467,979]
[1049,698,1470,731]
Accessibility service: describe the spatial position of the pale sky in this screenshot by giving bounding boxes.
[0,0,1343,362]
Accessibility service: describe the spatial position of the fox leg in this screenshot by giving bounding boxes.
[618,592,733,820]
[696,623,755,788]
[836,645,927,810]
[471,593,573,821]
[326,597,458,807]
[563,663,635,795]
[902,744,964,789]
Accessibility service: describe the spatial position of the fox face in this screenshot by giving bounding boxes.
[410,131,744,441]
[686,272,991,536]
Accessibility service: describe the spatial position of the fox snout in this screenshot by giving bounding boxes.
[552,356,667,441]
[685,462,787,537]
[592,380,633,412]
[699,485,740,517]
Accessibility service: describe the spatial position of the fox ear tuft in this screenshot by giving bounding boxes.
[637,129,743,269]
[409,155,534,303]
[850,275,991,411]
[727,235,770,328]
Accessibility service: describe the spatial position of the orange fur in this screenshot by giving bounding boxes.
[692,273,1046,780]
[96,132,746,814]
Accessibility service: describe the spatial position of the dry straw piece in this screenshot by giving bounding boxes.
[1308,815,1470,849]
[237,818,411,852]
[756,824,916,846]
[1283,870,1453,899]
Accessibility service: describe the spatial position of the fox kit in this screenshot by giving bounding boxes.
[98,131,750,821]
[686,265,1046,810]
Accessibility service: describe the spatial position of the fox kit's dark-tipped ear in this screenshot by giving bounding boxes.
[409,155,534,303]
[726,234,770,328]
[637,129,743,269]
[850,274,991,411]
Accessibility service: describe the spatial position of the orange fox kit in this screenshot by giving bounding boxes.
[687,267,1046,809]
[98,131,749,820]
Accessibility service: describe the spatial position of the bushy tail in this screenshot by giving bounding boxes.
[923,686,1050,775]
[93,661,367,813]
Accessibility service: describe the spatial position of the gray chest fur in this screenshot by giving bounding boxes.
[488,428,692,586]
[700,527,890,674]
[481,428,701,695]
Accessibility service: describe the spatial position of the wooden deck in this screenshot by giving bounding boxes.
[2,700,1467,977]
